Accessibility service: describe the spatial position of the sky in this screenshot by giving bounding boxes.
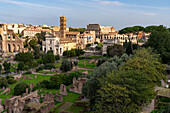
[0,0,170,30]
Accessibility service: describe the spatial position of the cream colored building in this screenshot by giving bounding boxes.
[22,28,52,38]
[0,23,27,53]
[42,34,64,56]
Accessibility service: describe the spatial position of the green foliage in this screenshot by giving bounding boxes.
[123,41,139,55]
[97,58,106,67]
[144,26,159,33]
[50,74,67,89]
[94,42,98,44]
[78,56,103,60]
[8,78,16,84]
[65,71,82,86]
[29,39,37,49]
[0,64,2,73]
[44,64,55,70]
[146,26,170,64]
[107,44,125,57]
[60,59,73,72]
[83,60,118,105]
[35,31,46,45]
[15,52,34,63]
[42,53,55,64]
[23,66,29,71]
[14,83,29,95]
[17,62,25,71]
[69,27,86,34]
[0,77,8,88]
[39,80,51,89]
[36,66,44,72]
[96,70,155,113]
[119,26,145,34]
[73,60,78,66]
[3,61,11,73]
[55,55,60,61]
[121,48,166,83]
[86,44,91,48]
[33,46,42,59]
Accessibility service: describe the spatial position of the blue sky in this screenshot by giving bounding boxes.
[0,0,170,30]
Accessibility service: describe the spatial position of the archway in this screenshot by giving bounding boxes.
[8,44,11,52]
[13,44,16,52]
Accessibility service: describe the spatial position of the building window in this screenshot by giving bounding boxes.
[50,40,52,44]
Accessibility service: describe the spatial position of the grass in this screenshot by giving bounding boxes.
[77,70,93,74]
[78,60,96,69]
[12,64,18,68]
[66,105,84,113]
[0,74,52,105]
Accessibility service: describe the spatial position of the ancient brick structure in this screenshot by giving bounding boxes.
[69,77,86,94]
[55,92,63,102]
[43,92,54,102]
[60,84,67,96]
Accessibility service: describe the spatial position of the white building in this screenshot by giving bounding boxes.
[42,34,64,56]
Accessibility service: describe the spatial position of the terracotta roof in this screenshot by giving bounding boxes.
[59,38,74,44]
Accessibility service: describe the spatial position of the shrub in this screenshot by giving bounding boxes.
[0,77,8,88]
[66,71,82,85]
[44,64,55,70]
[23,71,32,75]
[74,60,78,66]
[55,55,60,61]
[23,66,29,71]
[97,58,106,67]
[14,83,29,95]
[39,80,51,89]
[8,78,17,84]
[60,60,73,72]
[17,62,25,71]
[36,66,44,72]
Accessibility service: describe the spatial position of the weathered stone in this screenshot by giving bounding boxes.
[56,95,63,102]
[60,84,67,96]
[69,77,86,94]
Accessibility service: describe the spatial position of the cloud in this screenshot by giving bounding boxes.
[0,0,65,10]
[143,13,155,16]
[100,1,123,6]
[93,0,170,10]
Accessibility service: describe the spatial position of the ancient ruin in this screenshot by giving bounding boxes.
[69,77,86,94]
[60,84,67,96]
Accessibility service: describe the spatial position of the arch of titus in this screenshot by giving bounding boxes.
[0,23,26,52]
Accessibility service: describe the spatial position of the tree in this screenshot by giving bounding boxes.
[15,52,34,63]
[50,74,67,89]
[0,77,8,88]
[35,31,46,45]
[83,61,118,105]
[146,26,170,64]
[14,83,29,95]
[96,70,155,113]
[17,62,25,71]
[0,64,2,73]
[3,61,11,73]
[97,58,106,66]
[121,48,166,83]
[29,39,37,49]
[42,53,55,64]
[60,59,73,72]
[107,44,125,57]
[65,72,82,85]
[55,55,60,61]
[33,46,42,59]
